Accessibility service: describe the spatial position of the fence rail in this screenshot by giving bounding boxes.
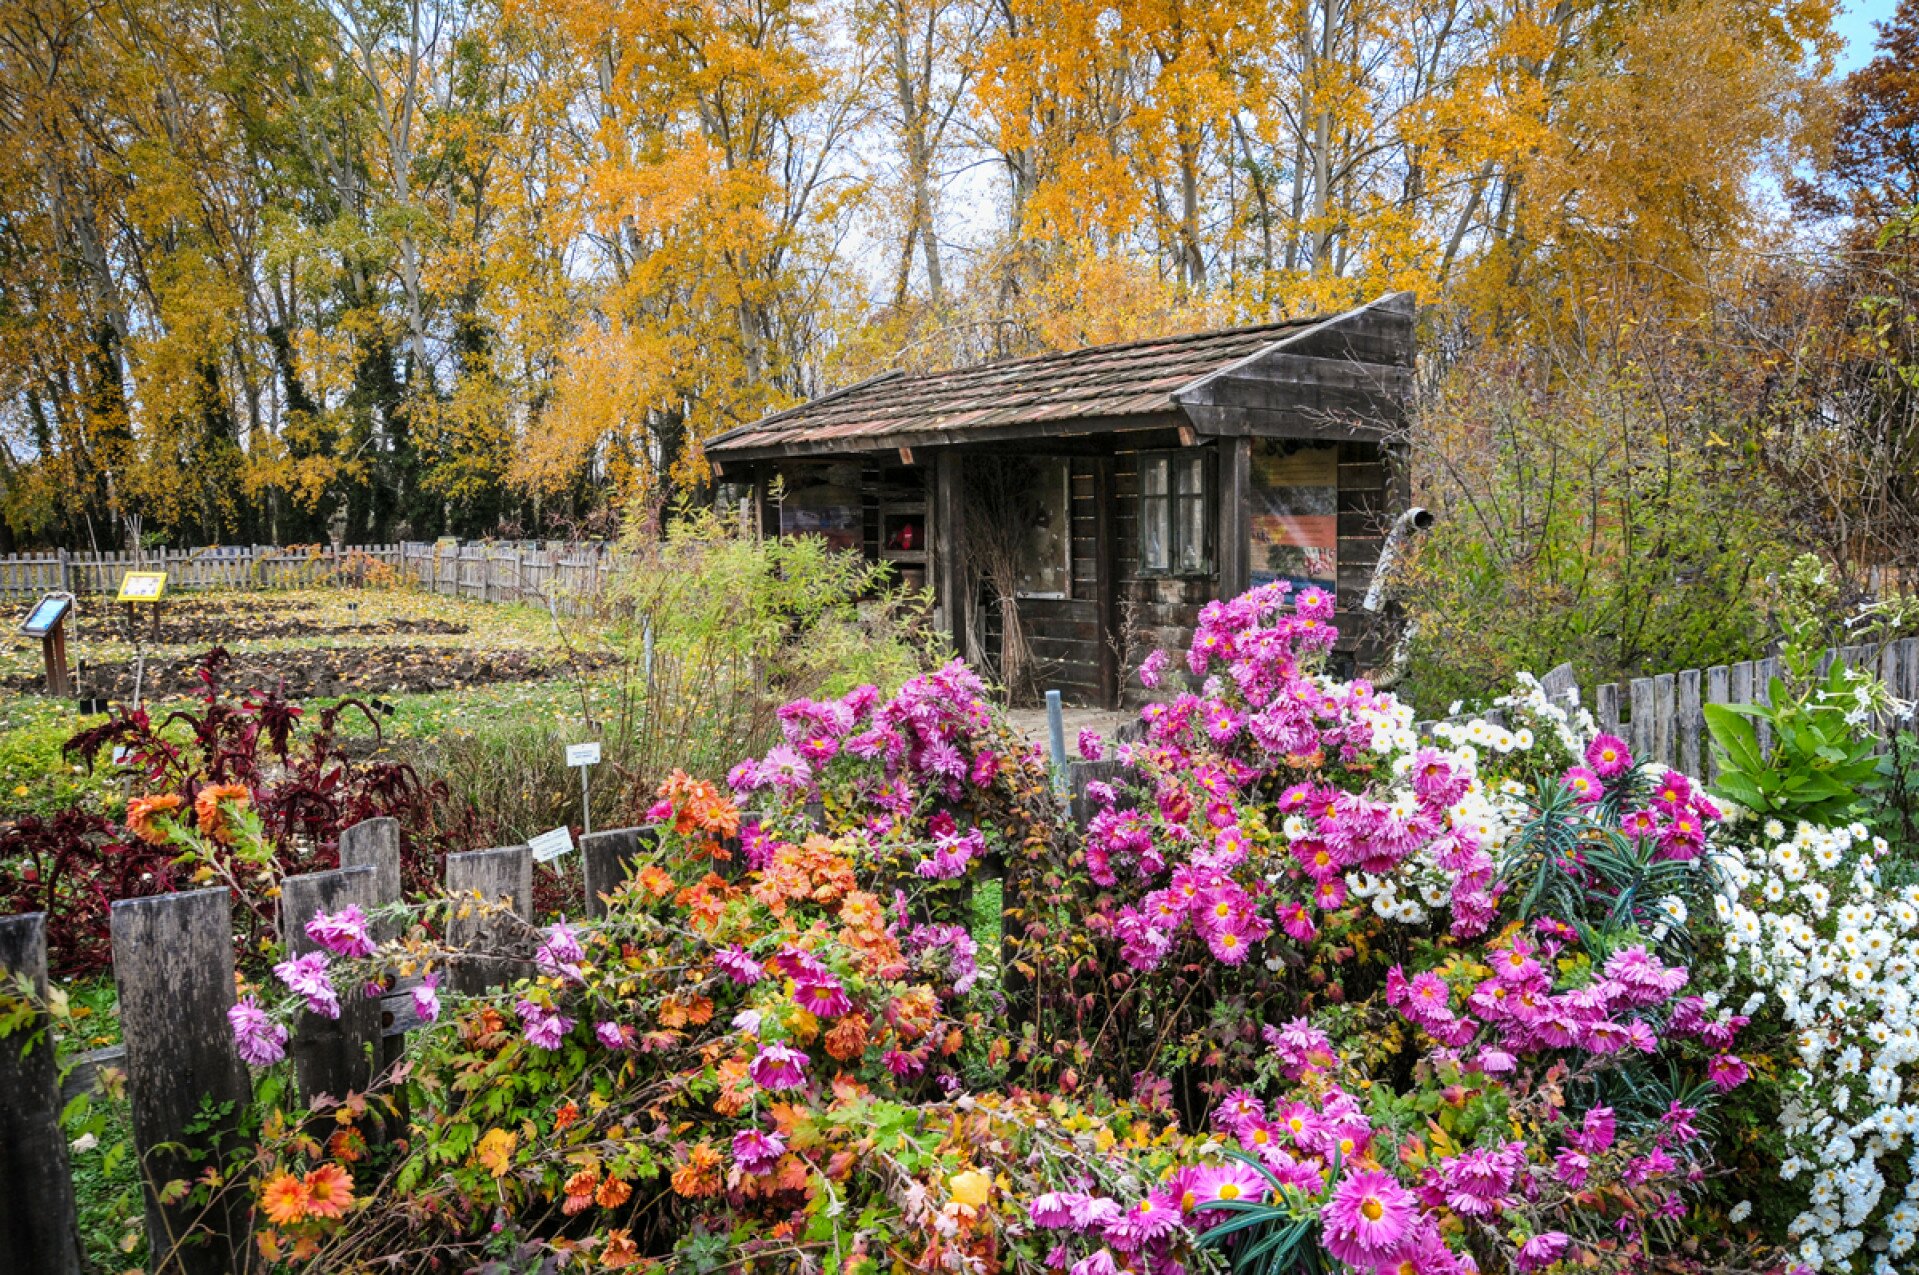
[0,541,614,611]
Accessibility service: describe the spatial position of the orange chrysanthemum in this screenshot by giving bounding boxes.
[553,1101,581,1132]
[713,1057,754,1116]
[194,783,251,844]
[325,1128,366,1163]
[562,1169,599,1216]
[301,1163,354,1220]
[126,793,184,845]
[595,1175,632,1209]
[887,986,938,1042]
[601,1228,640,1269]
[669,1143,723,1198]
[259,1171,310,1226]
[825,1011,871,1062]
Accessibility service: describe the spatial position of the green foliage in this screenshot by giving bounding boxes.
[1703,555,1918,826]
[1703,669,1884,825]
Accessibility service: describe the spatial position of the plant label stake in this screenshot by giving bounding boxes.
[1045,688,1068,794]
[566,741,602,837]
[529,826,574,864]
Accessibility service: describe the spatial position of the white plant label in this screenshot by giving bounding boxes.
[529,826,574,863]
[565,742,602,767]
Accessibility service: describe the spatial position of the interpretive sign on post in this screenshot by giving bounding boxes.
[20,594,73,697]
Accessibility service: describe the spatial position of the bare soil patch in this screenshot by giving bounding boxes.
[7,645,587,702]
[70,597,469,644]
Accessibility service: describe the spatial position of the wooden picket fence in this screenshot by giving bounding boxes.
[0,815,666,1275]
[0,541,614,611]
[1581,637,1919,780]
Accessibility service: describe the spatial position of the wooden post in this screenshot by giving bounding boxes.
[1093,456,1119,709]
[1536,662,1579,711]
[1755,657,1780,758]
[41,612,72,697]
[338,817,403,942]
[110,888,254,1275]
[1652,673,1675,768]
[280,867,382,1109]
[1628,678,1654,763]
[0,913,83,1275]
[445,846,532,995]
[934,450,966,658]
[1595,683,1620,737]
[1216,436,1251,599]
[1067,758,1130,830]
[582,827,652,920]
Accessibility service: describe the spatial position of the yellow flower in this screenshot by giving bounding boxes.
[947,1169,991,1208]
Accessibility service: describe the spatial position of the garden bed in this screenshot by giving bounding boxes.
[2,644,588,701]
[68,595,471,643]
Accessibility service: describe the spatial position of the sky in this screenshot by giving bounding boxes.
[1835,0,1898,70]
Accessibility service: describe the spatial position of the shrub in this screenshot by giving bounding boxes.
[32,648,473,971]
[429,506,939,840]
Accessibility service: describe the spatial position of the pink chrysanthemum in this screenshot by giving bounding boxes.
[1189,1162,1266,1213]
[732,1127,787,1175]
[228,995,287,1067]
[1586,733,1631,778]
[749,1040,810,1090]
[273,950,341,1020]
[793,974,854,1019]
[305,904,376,958]
[1319,1169,1416,1267]
[411,973,441,1024]
[714,945,765,985]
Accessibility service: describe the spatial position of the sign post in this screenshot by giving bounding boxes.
[116,571,167,707]
[20,593,74,697]
[566,742,601,838]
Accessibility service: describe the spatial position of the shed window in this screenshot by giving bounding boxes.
[1140,451,1209,574]
[1014,458,1072,597]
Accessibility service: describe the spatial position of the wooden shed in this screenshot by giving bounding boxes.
[705,292,1416,707]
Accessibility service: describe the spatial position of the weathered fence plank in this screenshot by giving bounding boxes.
[280,867,382,1110]
[1536,662,1579,710]
[338,816,403,942]
[445,846,533,994]
[582,827,651,920]
[1595,683,1620,737]
[110,888,254,1275]
[1652,673,1675,768]
[1628,679,1653,763]
[0,913,83,1275]
[1676,669,1702,779]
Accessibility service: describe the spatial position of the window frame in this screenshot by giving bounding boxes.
[1137,449,1213,578]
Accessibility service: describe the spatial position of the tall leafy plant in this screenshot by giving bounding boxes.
[1703,555,1919,826]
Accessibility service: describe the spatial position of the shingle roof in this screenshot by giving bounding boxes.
[706,315,1328,457]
